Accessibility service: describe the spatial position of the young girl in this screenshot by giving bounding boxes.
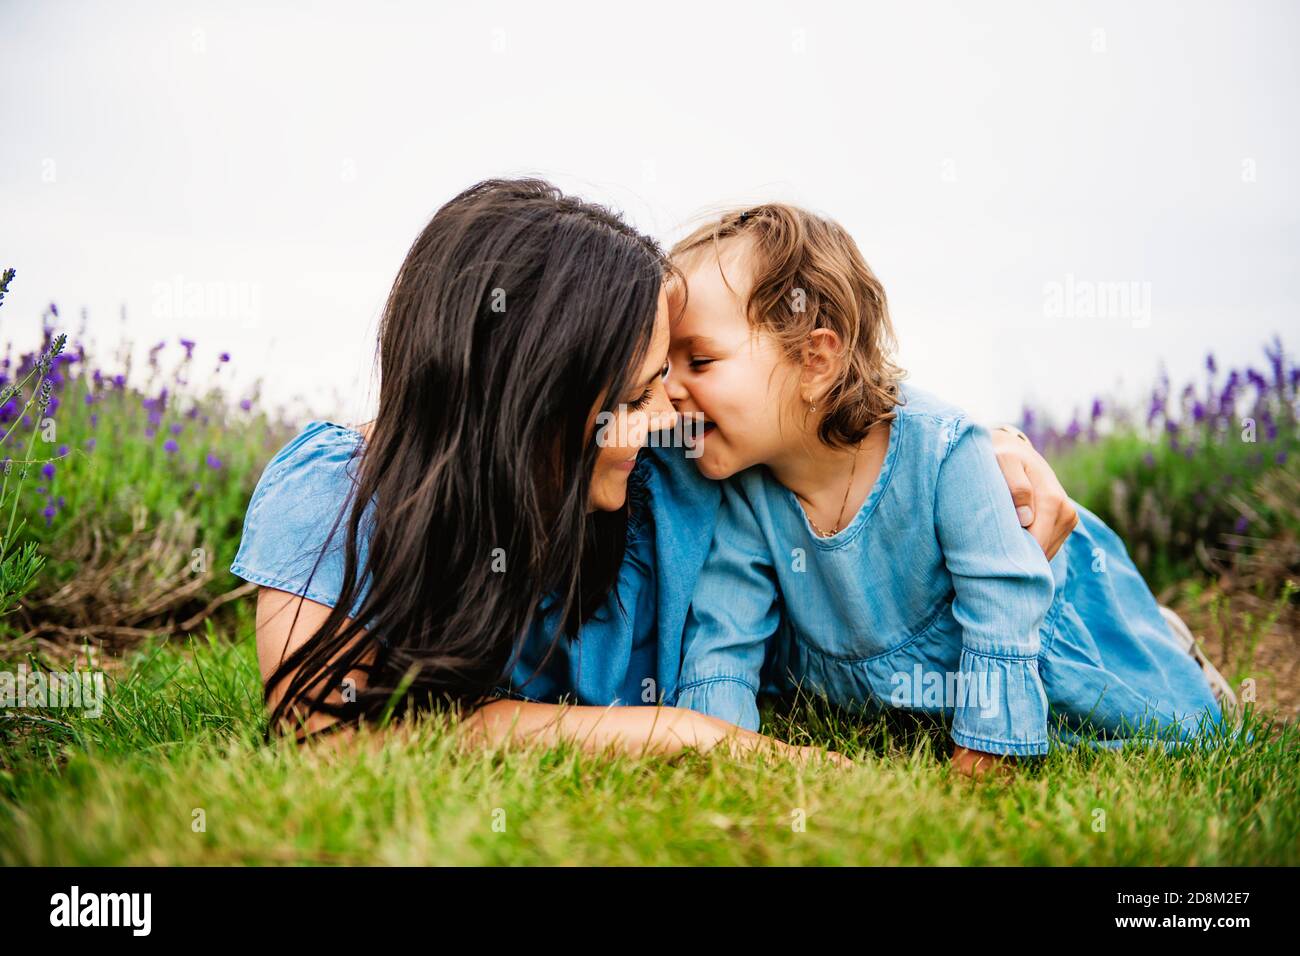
[666,204,1236,769]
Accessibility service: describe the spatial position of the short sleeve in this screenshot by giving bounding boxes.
[229,421,375,621]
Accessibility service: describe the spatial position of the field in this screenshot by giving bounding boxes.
[1,273,1297,865]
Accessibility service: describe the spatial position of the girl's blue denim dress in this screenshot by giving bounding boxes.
[675,384,1231,755]
[229,421,722,710]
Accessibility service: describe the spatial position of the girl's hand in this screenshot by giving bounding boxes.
[950,743,1013,780]
[989,426,1079,560]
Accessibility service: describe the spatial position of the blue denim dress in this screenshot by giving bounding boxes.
[229,421,722,709]
[675,384,1229,755]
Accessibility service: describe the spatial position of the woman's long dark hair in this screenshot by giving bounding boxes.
[265,178,671,738]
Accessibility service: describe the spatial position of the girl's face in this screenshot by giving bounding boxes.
[665,241,803,480]
[589,287,677,511]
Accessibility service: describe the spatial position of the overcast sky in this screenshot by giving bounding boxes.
[2,0,1296,427]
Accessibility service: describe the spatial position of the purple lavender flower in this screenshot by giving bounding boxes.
[56,444,67,456]
[1266,336,1285,390]
[163,438,179,454]
[219,352,230,363]
[1206,353,1217,375]
[41,461,54,480]
[239,398,252,412]
[42,503,56,526]
[1234,516,1249,533]
[85,437,96,452]
[180,338,196,359]
[1090,398,1103,421]
[170,422,183,436]
[1147,391,1166,426]
[1192,401,1205,423]
[206,452,223,470]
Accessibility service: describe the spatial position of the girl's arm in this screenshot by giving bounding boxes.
[935,420,1059,768]
[255,586,847,766]
[675,479,781,733]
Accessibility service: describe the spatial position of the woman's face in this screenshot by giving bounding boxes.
[588,287,677,511]
[664,241,803,480]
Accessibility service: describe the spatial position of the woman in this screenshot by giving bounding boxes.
[230,178,1077,766]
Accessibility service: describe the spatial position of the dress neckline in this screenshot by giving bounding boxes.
[780,409,902,550]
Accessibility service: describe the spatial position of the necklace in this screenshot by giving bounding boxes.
[805,438,865,538]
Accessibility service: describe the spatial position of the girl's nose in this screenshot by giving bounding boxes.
[663,365,689,406]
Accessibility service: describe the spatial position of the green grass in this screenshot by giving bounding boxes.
[2,622,1296,866]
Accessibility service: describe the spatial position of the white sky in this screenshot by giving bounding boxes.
[2,0,1297,427]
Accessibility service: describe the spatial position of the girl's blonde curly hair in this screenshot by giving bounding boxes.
[670,204,906,449]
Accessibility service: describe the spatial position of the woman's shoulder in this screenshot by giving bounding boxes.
[229,420,372,614]
[259,419,366,488]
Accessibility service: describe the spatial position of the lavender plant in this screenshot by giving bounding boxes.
[0,268,55,619]
[0,283,295,645]
[1021,338,1300,594]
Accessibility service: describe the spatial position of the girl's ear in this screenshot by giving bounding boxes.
[800,328,844,403]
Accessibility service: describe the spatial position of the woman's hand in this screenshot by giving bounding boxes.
[691,712,854,768]
[950,743,1013,780]
[989,426,1079,560]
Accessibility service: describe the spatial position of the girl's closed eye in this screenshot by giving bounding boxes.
[689,357,715,370]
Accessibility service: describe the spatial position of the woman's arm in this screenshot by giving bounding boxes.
[255,586,849,766]
[460,698,851,766]
[255,585,373,739]
[989,426,1078,559]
